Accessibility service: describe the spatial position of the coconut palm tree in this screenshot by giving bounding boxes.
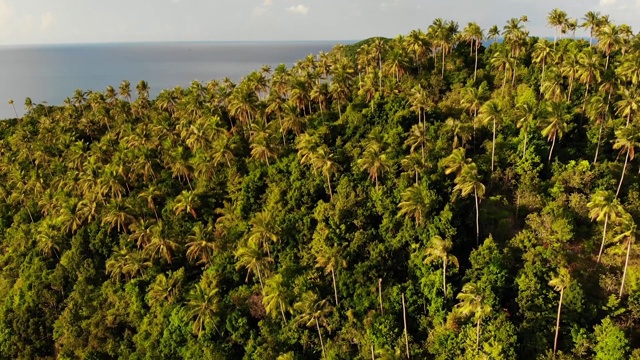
[478,99,502,172]
[235,239,272,291]
[597,23,620,70]
[146,221,179,264]
[577,48,603,113]
[547,8,568,46]
[532,40,554,82]
[312,146,340,200]
[424,235,459,296]
[587,94,609,164]
[185,282,219,336]
[315,244,344,308]
[455,282,492,352]
[8,99,17,118]
[454,162,485,245]
[263,273,291,322]
[398,184,434,226]
[173,190,199,219]
[247,211,279,257]
[549,267,571,358]
[613,124,640,197]
[294,291,333,360]
[588,189,623,264]
[404,124,428,162]
[516,101,536,160]
[358,140,391,190]
[613,213,636,297]
[441,147,470,176]
[541,101,571,162]
[186,222,216,266]
[582,11,602,46]
[615,88,640,127]
[487,25,500,45]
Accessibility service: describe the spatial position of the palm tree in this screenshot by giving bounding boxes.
[119,80,131,102]
[173,190,199,219]
[8,99,17,118]
[532,40,554,82]
[582,11,602,46]
[597,23,620,70]
[397,184,434,226]
[247,211,279,257]
[615,88,640,127]
[541,101,571,162]
[146,221,179,264]
[613,213,636,297]
[401,152,426,185]
[516,101,536,159]
[587,94,609,164]
[148,270,184,306]
[185,282,219,336]
[424,235,459,296]
[315,244,344,308]
[463,22,484,82]
[576,48,602,113]
[312,146,340,200]
[613,125,640,197]
[294,291,333,360]
[404,123,428,162]
[547,8,568,46]
[478,100,502,172]
[549,267,571,358]
[263,273,291,322]
[441,147,469,176]
[487,25,500,45]
[454,163,485,245]
[186,223,216,266]
[358,141,391,190]
[588,190,623,264]
[235,239,272,291]
[455,282,492,352]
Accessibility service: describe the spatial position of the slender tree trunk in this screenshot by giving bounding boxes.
[548,134,557,163]
[474,186,480,246]
[501,68,507,97]
[11,104,18,118]
[522,130,528,160]
[553,289,564,358]
[542,59,546,83]
[326,173,333,200]
[280,300,287,322]
[605,53,610,71]
[616,149,630,198]
[567,78,573,102]
[491,119,496,172]
[371,345,375,359]
[442,260,447,296]
[474,44,479,82]
[582,82,590,114]
[597,214,609,264]
[378,278,384,315]
[441,50,446,79]
[594,118,604,164]
[402,293,410,359]
[315,318,327,360]
[279,114,286,145]
[627,112,631,127]
[476,317,482,352]
[620,237,632,297]
[256,265,265,292]
[331,268,339,307]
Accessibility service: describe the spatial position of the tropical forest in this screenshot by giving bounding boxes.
[2,8,640,360]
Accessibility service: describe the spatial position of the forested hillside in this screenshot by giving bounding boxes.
[2,8,640,359]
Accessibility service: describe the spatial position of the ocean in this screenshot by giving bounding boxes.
[0,41,346,120]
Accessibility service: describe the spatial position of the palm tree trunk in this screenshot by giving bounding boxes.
[501,68,507,96]
[594,118,604,164]
[567,77,573,102]
[371,345,375,359]
[378,278,384,315]
[279,300,287,322]
[474,44,479,82]
[331,268,339,307]
[582,82,590,114]
[553,289,564,357]
[441,50,446,79]
[597,214,609,264]
[256,265,265,292]
[474,185,480,246]
[523,130,528,160]
[315,318,327,360]
[548,134,557,163]
[542,59,546,83]
[326,173,333,200]
[616,149,630,198]
[620,237,632,297]
[491,119,496,172]
[442,260,447,296]
[402,293,410,359]
[476,318,482,352]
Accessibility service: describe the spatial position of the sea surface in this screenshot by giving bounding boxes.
[0,41,348,120]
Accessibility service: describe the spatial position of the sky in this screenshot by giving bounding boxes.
[0,0,637,45]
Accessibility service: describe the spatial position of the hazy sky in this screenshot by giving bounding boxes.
[0,0,637,45]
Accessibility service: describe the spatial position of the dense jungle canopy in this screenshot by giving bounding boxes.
[2,8,640,360]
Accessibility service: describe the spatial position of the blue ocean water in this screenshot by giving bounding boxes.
[0,41,346,119]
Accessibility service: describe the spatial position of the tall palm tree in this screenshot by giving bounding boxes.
[463,22,484,82]
[294,291,333,360]
[547,8,568,46]
[247,211,280,257]
[478,99,502,172]
[587,94,609,164]
[441,147,470,176]
[613,125,640,197]
[454,162,485,245]
[235,239,272,291]
[615,88,640,127]
[541,101,571,162]
[613,213,636,297]
[119,80,131,102]
[588,190,623,264]
[597,23,620,70]
[424,235,459,296]
[404,124,428,162]
[186,222,216,266]
[516,101,536,160]
[582,11,602,46]
[549,267,571,358]
[358,141,391,190]
[315,244,344,308]
[455,282,491,352]
[490,48,513,96]
[487,25,500,45]
[263,273,292,322]
[8,99,17,118]
[173,190,199,219]
[397,184,434,226]
[185,282,219,336]
[146,221,179,264]
[312,146,340,200]
[532,40,554,82]
[576,48,603,113]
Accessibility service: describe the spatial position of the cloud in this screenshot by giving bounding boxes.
[600,0,616,5]
[263,0,273,6]
[286,4,309,15]
[40,12,54,31]
[0,0,14,28]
